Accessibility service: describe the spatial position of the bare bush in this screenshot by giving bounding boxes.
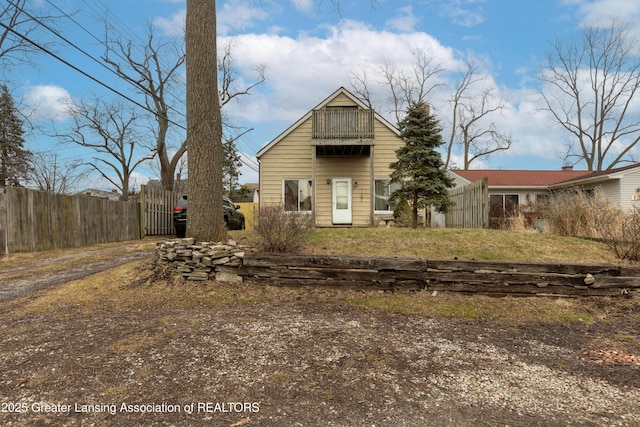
[595,205,640,261]
[545,187,608,237]
[253,204,315,253]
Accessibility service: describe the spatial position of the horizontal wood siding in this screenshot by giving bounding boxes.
[260,118,314,206]
[3,186,140,254]
[259,90,404,227]
[618,170,640,210]
[324,92,357,107]
[372,120,402,177]
[316,156,370,226]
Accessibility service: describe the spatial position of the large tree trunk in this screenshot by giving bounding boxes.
[185,0,226,242]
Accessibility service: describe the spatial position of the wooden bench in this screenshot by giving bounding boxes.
[380,217,395,227]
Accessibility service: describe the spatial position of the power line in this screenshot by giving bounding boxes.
[40,1,261,174]
[4,2,260,174]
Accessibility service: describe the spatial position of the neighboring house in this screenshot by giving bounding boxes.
[146,178,189,195]
[450,167,590,215]
[449,163,640,226]
[256,87,405,227]
[549,163,640,210]
[77,188,122,201]
[146,178,255,203]
[229,183,259,203]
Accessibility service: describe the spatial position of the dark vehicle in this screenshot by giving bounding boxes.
[173,195,245,237]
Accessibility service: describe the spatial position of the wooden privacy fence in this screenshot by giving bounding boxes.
[446,178,488,229]
[0,186,140,255]
[238,253,640,297]
[140,185,259,235]
[140,184,182,236]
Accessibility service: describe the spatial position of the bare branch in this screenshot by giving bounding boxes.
[539,20,640,170]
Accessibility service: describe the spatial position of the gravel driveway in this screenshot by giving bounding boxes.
[0,240,638,426]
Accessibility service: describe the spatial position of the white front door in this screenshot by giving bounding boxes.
[332,177,352,224]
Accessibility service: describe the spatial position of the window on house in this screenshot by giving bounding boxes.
[374,179,401,212]
[283,179,312,212]
[489,194,519,215]
[535,193,550,207]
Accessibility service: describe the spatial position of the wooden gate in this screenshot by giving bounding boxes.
[140,184,182,236]
[445,178,488,228]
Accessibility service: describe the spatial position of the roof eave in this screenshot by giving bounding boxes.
[549,174,618,188]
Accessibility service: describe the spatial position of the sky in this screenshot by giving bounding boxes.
[4,0,640,192]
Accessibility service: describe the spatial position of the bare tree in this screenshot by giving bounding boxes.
[103,27,265,192]
[348,49,443,124]
[347,62,376,109]
[446,60,512,169]
[185,0,225,241]
[382,49,444,124]
[56,98,155,201]
[0,0,63,70]
[103,27,185,192]
[539,21,640,171]
[218,40,266,109]
[27,152,87,194]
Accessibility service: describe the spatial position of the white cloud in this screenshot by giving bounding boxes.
[438,0,487,28]
[218,0,271,36]
[570,0,640,28]
[385,6,419,33]
[23,85,73,122]
[154,0,271,37]
[290,0,314,13]
[153,10,185,36]
[221,20,458,124]
[129,172,151,191]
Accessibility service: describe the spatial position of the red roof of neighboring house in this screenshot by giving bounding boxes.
[451,169,592,187]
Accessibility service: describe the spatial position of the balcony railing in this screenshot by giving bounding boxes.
[312,108,374,140]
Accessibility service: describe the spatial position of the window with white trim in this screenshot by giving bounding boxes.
[283,179,312,212]
[374,179,401,213]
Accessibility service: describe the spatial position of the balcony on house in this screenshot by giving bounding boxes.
[312,107,375,155]
[312,107,375,139]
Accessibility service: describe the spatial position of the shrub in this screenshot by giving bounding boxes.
[595,205,640,261]
[545,187,608,237]
[392,199,412,228]
[253,204,314,253]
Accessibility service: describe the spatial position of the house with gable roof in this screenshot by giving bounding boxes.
[448,164,640,227]
[256,87,405,227]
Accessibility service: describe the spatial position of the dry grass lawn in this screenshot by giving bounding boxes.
[0,230,638,426]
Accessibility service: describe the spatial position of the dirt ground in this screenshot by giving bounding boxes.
[0,240,639,427]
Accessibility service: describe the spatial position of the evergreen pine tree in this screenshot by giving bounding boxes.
[0,84,31,187]
[390,102,454,228]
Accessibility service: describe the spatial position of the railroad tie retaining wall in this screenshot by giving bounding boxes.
[156,240,640,297]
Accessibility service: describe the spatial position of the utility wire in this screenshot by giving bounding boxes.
[4,2,260,174]
[41,0,261,171]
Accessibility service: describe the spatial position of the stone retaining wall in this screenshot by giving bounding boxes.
[156,238,249,282]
